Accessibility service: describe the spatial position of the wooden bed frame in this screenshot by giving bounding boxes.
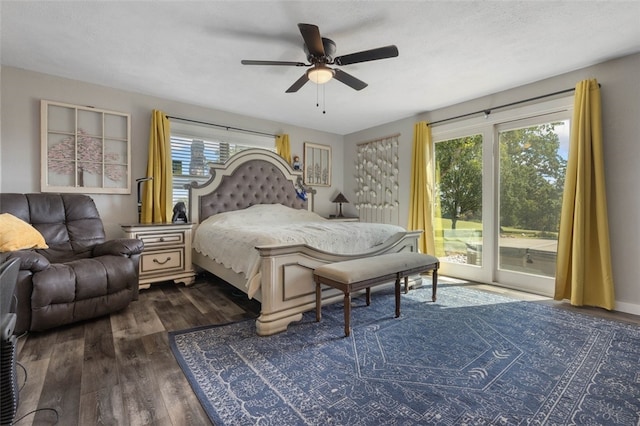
[188,148,421,336]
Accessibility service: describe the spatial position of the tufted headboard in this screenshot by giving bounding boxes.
[188,149,308,223]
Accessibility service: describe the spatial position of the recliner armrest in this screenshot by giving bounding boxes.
[92,238,144,257]
[1,250,50,272]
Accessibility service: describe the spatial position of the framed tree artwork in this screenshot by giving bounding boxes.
[41,100,131,194]
[304,142,331,186]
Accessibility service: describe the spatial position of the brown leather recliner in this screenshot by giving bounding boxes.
[0,193,143,333]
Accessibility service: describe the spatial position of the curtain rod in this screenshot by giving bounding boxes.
[167,115,277,138]
[427,84,599,127]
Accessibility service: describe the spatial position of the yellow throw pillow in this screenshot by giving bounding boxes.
[0,213,49,252]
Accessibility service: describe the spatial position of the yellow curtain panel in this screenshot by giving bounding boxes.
[141,110,173,223]
[275,134,292,164]
[407,121,436,254]
[554,79,615,310]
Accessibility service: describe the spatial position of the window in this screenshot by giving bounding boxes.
[497,119,568,278]
[169,120,275,208]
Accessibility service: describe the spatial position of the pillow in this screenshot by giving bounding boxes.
[0,213,49,252]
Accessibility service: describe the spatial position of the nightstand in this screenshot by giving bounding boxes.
[121,222,196,289]
[326,216,360,222]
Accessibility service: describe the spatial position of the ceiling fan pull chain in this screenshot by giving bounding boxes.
[323,84,326,114]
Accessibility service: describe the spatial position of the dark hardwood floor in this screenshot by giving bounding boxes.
[13,275,639,425]
[14,273,260,426]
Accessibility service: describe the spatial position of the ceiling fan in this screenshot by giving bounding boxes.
[241,23,399,93]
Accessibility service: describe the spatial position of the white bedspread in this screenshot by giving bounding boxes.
[193,204,405,298]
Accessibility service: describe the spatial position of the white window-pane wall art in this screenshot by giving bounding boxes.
[304,142,331,186]
[41,100,131,194]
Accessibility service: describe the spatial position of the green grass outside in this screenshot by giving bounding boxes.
[435,218,481,231]
[435,218,558,239]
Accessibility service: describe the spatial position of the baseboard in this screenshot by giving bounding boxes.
[442,276,640,318]
[614,300,640,316]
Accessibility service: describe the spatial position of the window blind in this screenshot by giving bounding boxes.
[169,121,275,207]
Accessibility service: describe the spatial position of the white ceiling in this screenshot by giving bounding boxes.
[2,1,639,135]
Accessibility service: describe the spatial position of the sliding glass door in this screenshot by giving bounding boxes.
[433,127,493,285]
[495,114,569,294]
[434,134,484,266]
[432,99,572,296]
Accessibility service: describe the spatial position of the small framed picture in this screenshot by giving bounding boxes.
[304,142,331,186]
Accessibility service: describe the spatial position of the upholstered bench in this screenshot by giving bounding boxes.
[313,252,439,336]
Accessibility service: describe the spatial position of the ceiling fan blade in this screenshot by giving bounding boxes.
[285,73,309,93]
[334,45,399,66]
[241,60,307,66]
[333,69,368,91]
[298,23,325,57]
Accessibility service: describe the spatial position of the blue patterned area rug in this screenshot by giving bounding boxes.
[169,284,640,425]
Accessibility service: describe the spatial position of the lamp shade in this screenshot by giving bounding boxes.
[332,192,349,204]
[307,65,334,84]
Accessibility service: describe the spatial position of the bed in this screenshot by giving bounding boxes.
[188,148,421,335]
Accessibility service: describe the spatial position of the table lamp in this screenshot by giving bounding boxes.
[332,192,350,217]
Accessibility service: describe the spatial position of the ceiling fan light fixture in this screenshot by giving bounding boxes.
[241,23,398,93]
[307,65,334,84]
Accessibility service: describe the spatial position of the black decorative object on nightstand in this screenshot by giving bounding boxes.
[172,202,188,223]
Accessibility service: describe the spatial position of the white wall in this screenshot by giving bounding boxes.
[345,53,640,315]
[0,67,344,237]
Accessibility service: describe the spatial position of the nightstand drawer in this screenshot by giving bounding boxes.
[138,232,184,247]
[140,248,184,274]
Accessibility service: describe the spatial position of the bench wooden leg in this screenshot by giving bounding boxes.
[344,291,351,337]
[395,277,401,318]
[404,275,409,294]
[432,269,438,302]
[315,282,322,322]
[365,287,371,306]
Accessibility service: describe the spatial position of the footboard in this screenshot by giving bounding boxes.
[255,230,422,336]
